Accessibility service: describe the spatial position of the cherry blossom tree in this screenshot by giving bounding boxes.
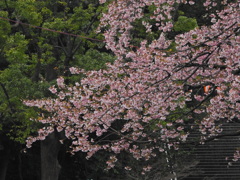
[24,0,240,175]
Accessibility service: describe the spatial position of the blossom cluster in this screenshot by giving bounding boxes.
[24,0,240,170]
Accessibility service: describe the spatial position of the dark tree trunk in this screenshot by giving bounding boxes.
[41,131,61,180]
[31,60,41,82]
[64,55,73,77]
[0,144,11,180]
[45,63,58,82]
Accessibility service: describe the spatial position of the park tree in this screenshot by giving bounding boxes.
[24,0,240,179]
[0,0,114,179]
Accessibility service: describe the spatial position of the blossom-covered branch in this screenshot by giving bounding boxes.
[24,0,240,171]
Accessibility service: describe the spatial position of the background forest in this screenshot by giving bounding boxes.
[0,0,239,180]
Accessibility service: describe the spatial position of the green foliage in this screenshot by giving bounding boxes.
[0,0,113,146]
[0,11,11,42]
[0,66,50,143]
[4,33,29,64]
[74,49,115,71]
[14,0,43,25]
[178,10,185,16]
[173,16,198,32]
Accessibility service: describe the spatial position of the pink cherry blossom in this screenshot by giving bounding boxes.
[24,0,240,171]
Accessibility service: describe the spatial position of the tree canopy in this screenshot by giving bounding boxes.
[0,0,115,179]
[24,0,240,174]
[2,0,239,179]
